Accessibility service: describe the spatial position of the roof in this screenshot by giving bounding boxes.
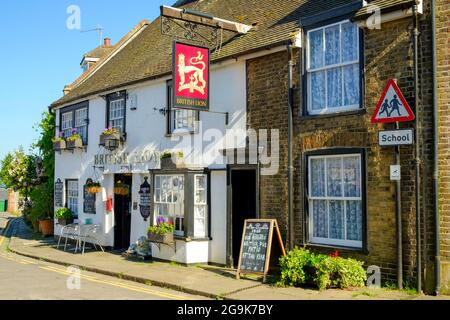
[52,0,358,108]
[353,0,415,20]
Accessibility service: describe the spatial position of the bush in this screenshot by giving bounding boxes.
[278,247,367,290]
[55,207,73,220]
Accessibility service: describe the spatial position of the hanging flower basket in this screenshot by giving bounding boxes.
[114,181,130,196]
[86,181,102,194]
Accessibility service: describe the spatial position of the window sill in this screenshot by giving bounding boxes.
[300,108,366,121]
[174,236,212,242]
[165,130,197,138]
[306,242,368,255]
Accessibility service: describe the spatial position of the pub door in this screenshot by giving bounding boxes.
[230,168,258,267]
[114,174,132,250]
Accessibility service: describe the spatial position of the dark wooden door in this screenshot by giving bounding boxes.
[231,169,257,266]
[114,174,132,250]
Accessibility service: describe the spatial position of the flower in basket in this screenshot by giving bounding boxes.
[86,181,102,193]
[101,127,120,136]
[67,128,82,142]
[52,132,65,143]
[329,250,339,258]
[148,220,175,236]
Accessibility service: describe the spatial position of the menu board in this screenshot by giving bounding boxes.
[239,221,271,273]
[236,219,286,282]
[54,179,64,207]
[83,179,96,214]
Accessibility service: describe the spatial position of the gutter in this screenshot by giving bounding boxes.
[431,0,440,296]
[287,42,294,250]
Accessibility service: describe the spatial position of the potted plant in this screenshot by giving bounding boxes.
[55,207,74,226]
[147,219,175,244]
[159,150,184,170]
[66,129,83,149]
[100,127,122,150]
[38,216,54,237]
[86,181,102,193]
[114,181,129,196]
[52,134,66,151]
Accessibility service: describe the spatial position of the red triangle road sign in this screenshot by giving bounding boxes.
[371,79,415,124]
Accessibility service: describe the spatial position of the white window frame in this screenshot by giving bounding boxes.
[306,20,360,115]
[109,98,125,133]
[308,153,363,248]
[66,180,79,217]
[74,108,88,144]
[61,111,73,138]
[154,175,185,237]
[172,109,197,133]
[194,174,208,238]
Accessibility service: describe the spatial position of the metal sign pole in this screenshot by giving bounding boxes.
[394,121,403,290]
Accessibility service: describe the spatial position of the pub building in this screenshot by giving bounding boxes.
[50,0,450,294]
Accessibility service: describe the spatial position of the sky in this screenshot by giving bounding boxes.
[0,0,174,160]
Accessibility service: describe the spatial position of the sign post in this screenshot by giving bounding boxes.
[372,79,416,290]
[236,219,286,283]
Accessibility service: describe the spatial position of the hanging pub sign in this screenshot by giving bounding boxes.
[54,179,64,207]
[83,179,96,214]
[172,41,210,111]
[139,177,152,221]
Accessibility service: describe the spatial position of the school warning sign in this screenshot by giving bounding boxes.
[371,79,415,124]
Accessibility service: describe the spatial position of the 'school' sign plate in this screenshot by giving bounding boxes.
[172,41,210,111]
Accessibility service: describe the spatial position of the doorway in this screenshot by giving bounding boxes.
[230,168,258,267]
[114,174,132,250]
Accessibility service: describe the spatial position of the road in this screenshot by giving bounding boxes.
[0,213,206,300]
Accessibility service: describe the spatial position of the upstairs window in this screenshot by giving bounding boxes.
[167,80,198,134]
[307,21,361,115]
[107,92,127,134]
[59,102,89,144]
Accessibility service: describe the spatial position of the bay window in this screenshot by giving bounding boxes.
[154,173,209,239]
[306,20,361,115]
[307,152,364,248]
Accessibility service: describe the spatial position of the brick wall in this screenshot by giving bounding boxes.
[247,9,438,289]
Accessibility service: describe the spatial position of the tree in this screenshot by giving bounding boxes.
[0,148,36,197]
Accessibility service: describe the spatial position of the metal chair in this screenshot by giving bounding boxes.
[57,223,81,252]
[79,224,104,255]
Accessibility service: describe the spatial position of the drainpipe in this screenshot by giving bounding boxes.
[287,42,294,250]
[431,0,440,296]
[412,1,422,293]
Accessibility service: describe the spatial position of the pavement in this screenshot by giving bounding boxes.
[1,213,449,300]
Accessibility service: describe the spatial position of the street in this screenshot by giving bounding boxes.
[0,215,206,300]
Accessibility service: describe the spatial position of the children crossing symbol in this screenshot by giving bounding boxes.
[371,79,415,124]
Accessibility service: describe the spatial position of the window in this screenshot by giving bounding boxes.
[59,102,89,144]
[194,174,208,238]
[308,153,363,248]
[167,80,198,134]
[307,21,360,115]
[108,98,126,133]
[154,175,185,237]
[66,180,79,218]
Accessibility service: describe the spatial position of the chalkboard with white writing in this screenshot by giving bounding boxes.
[236,219,286,282]
[239,221,271,273]
[55,179,63,207]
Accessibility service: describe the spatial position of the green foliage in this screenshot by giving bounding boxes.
[148,222,175,235]
[55,207,73,219]
[29,184,53,222]
[66,133,82,142]
[278,247,367,291]
[0,148,37,196]
[160,150,184,160]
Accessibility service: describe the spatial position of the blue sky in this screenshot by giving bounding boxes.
[0,0,174,160]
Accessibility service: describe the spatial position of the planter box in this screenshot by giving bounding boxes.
[39,220,54,237]
[66,138,83,149]
[160,157,185,170]
[53,140,66,151]
[100,132,122,146]
[147,232,174,244]
[57,218,73,226]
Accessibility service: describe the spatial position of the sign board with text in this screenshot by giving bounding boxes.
[379,129,414,147]
[236,219,286,283]
[173,41,210,111]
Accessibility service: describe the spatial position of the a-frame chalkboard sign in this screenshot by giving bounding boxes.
[236,219,286,283]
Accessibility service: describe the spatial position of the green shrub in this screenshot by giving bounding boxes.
[55,207,73,219]
[148,222,174,235]
[278,247,367,290]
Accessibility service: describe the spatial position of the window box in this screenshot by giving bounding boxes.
[53,140,66,151]
[160,151,185,170]
[99,129,123,151]
[66,137,83,150]
[147,232,174,244]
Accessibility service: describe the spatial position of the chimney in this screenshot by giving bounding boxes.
[104,38,111,47]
